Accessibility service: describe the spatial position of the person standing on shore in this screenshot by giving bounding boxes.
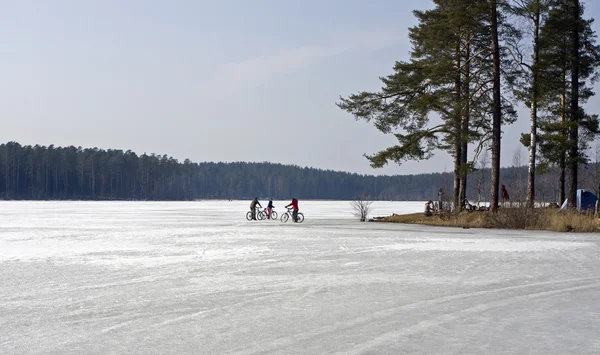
[501,185,510,206]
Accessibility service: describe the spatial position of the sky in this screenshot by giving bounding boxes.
[2,0,600,176]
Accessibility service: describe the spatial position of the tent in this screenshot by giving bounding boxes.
[560,189,599,211]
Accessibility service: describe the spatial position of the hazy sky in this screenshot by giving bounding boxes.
[2,0,600,175]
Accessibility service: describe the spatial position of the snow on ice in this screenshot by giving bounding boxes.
[1,200,599,354]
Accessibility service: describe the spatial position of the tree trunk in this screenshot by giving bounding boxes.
[454,152,461,211]
[454,41,463,211]
[559,72,567,205]
[527,2,540,208]
[567,0,580,208]
[490,0,502,213]
[459,38,470,207]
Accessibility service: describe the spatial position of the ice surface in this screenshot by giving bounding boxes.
[1,200,599,354]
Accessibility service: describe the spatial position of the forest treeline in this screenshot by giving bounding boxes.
[5,1,600,208]
[1,141,598,201]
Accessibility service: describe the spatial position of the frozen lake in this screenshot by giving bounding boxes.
[1,200,599,354]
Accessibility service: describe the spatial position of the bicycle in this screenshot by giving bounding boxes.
[280,208,304,223]
[258,207,278,220]
[246,208,264,221]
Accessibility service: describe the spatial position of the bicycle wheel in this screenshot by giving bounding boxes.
[296,213,304,223]
[257,211,265,220]
[270,211,278,220]
[246,211,253,221]
[281,213,289,223]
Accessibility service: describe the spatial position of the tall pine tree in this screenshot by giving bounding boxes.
[337,0,514,211]
[536,0,600,205]
[507,0,549,208]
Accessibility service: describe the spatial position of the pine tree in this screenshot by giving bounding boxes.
[536,0,600,206]
[507,0,549,208]
[337,0,514,211]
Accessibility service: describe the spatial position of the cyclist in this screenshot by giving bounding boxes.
[285,198,299,222]
[250,197,261,220]
[267,198,274,219]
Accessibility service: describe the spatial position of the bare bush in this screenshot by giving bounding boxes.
[474,148,490,207]
[439,189,455,217]
[511,147,526,204]
[350,196,373,222]
[536,171,553,205]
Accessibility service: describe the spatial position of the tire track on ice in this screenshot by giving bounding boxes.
[342,281,600,354]
[232,276,600,355]
[101,285,304,334]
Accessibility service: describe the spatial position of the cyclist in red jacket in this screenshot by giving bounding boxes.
[286,198,299,222]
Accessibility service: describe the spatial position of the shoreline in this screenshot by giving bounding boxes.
[372,210,600,233]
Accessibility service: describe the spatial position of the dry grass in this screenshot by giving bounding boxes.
[382,208,600,233]
[383,211,487,229]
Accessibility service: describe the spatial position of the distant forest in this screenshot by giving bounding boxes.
[1,141,598,202]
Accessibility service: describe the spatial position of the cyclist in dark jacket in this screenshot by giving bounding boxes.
[266,198,274,219]
[250,197,261,220]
